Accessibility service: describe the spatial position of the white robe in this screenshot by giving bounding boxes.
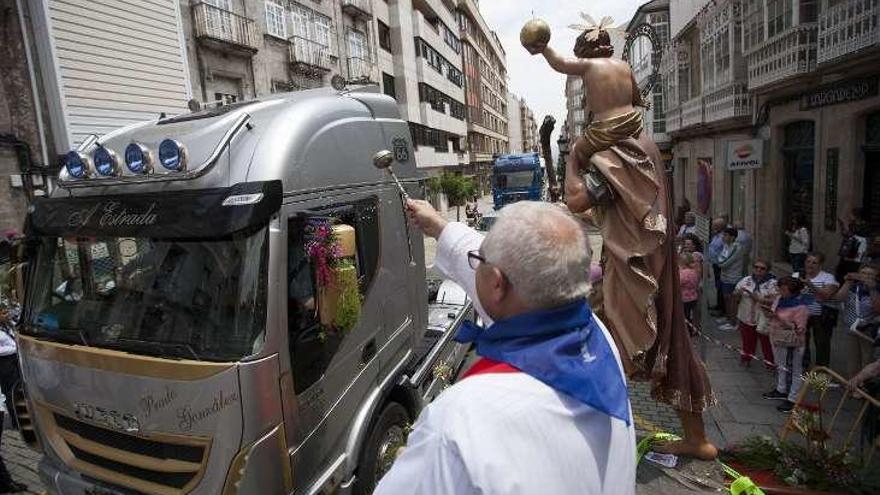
[373,222,637,495]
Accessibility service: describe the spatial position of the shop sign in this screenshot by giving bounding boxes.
[800,76,879,110]
[726,139,764,170]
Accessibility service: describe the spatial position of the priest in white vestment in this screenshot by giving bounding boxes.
[373,200,636,495]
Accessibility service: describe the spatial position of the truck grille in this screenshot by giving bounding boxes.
[12,385,39,448]
[39,405,210,494]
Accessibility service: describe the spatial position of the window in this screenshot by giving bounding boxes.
[265,1,286,38]
[290,3,333,52]
[800,0,819,23]
[409,122,460,152]
[287,198,380,393]
[347,29,368,60]
[378,20,392,52]
[742,0,764,52]
[382,72,396,99]
[214,92,238,105]
[290,3,311,39]
[313,13,332,50]
[767,0,792,38]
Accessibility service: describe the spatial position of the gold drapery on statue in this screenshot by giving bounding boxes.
[573,122,716,413]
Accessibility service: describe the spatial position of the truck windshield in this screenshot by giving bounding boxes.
[496,171,535,189]
[23,228,269,362]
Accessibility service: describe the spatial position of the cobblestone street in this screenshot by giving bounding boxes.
[2,429,42,494]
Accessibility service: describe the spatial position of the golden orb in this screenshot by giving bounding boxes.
[520,18,551,50]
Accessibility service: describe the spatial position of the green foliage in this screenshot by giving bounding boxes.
[425,177,442,196]
[332,260,362,333]
[437,173,476,207]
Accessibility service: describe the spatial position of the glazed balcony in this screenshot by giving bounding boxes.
[347,56,374,81]
[289,36,333,72]
[665,106,682,133]
[818,0,880,65]
[746,23,818,91]
[192,2,258,54]
[681,96,704,128]
[341,0,372,20]
[704,82,750,123]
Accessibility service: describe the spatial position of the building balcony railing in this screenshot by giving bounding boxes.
[192,2,258,53]
[818,0,880,65]
[681,96,704,128]
[665,106,682,133]
[289,36,333,72]
[704,82,750,123]
[746,23,818,91]
[341,0,372,20]
[347,56,374,81]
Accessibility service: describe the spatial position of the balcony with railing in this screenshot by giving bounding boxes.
[746,23,818,91]
[192,2,258,54]
[341,0,372,20]
[665,106,682,133]
[289,36,333,72]
[681,96,704,128]
[704,82,750,123]
[818,0,880,65]
[347,56,374,82]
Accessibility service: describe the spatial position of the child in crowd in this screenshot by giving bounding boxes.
[733,259,777,368]
[762,277,811,413]
[679,253,700,333]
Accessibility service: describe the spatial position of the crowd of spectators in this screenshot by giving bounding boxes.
[675,207,880,417]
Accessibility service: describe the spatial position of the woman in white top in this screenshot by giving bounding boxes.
[796,253,839,369]
[785,214,810,274]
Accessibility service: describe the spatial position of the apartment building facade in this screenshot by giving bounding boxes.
[664,0,880,267]
[374,0,469,174]
[625,0,671,153]
[507,93,538,154]
[456,0,508,185]
[184,0,378,103]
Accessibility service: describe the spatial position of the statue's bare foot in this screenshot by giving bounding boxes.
[651,439,718,461]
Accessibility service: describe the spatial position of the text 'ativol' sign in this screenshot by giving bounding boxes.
[726,139,764,171]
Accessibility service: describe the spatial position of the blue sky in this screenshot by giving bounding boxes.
[480,0,643,154]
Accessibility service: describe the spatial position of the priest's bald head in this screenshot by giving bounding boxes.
[474,202,592,322]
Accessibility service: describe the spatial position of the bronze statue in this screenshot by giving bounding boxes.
[522,14,718,460]
[539,115,560,202]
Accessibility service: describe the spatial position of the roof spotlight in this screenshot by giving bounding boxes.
[158,139,187,172]
[124,143,153,174]
[93,146,120,177]
[63,151,91,179]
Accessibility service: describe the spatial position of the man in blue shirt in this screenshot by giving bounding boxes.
[707,217,727,313]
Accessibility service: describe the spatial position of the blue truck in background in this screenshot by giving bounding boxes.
[492,152,545,210]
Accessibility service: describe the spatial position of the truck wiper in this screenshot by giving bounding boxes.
[21,324,88,346]
[109,339,202,361]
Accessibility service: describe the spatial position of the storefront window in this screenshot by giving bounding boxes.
[782,121,815,257]
[862,112,880,233]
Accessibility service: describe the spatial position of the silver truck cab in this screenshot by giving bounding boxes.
[18,87,471,495]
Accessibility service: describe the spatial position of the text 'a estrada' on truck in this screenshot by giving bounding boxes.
[16,86,473,495]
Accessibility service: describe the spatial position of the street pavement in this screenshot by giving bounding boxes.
[0,196,868,493]
[1,428,42,494]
